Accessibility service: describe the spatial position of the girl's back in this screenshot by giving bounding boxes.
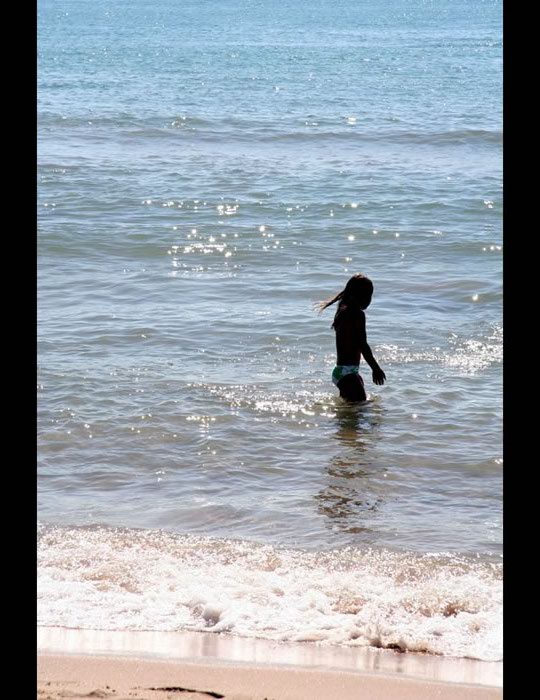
[334,303,364,366]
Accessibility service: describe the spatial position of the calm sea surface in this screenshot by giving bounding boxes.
[38,0,502,661]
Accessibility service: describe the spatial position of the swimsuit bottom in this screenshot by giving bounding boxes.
[332,365,362,386]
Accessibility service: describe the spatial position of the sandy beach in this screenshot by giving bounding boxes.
[37,652,502,700]
[37,628,502,700]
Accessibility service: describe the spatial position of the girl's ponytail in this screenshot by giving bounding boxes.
[315,290,344,313]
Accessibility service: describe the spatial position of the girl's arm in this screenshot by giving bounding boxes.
[358,312,386,386]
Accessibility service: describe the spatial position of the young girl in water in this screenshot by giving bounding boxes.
[318,273,386,402]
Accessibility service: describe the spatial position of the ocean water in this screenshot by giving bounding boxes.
[37,0,503,662]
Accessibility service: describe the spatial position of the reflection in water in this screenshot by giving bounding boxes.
[315,399,385,538]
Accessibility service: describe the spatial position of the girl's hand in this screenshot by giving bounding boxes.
[372,367,386,385]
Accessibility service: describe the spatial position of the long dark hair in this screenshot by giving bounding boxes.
[316,274,373,328]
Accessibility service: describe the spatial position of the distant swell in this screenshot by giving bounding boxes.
[37,113,502,147]
[37,523,502,661]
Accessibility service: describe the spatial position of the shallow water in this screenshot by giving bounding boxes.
[38,0,502,660]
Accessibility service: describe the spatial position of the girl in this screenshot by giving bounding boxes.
[318,274,386,402]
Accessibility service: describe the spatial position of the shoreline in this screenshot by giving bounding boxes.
[37,626,502,699]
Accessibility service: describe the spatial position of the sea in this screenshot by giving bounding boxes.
[37,0,503,663]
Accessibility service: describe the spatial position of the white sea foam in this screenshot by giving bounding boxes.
[37,524,502,661]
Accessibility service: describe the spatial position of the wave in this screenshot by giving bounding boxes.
[37,523,502,661]
[37,111,502,147]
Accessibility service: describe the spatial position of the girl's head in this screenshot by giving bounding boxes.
[317,273,374,313]
[341,274,373,309]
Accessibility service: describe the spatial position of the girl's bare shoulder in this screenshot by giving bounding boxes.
[334,304,364,329]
